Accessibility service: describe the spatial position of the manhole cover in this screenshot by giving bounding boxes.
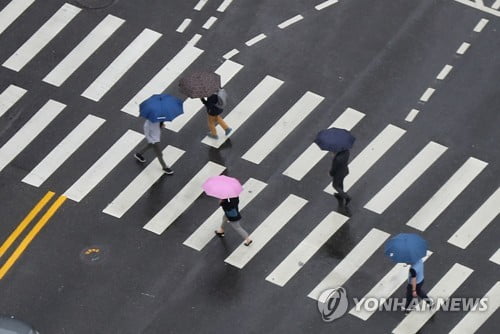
[72,0,117,9]
[80,245,108,264]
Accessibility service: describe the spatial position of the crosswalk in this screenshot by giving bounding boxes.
[0,1,499,332]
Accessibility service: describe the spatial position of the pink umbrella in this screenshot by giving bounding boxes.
[202,175,243,199]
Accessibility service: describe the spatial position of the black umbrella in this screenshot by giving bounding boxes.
[314,128,355,152]
[179,71,221,98]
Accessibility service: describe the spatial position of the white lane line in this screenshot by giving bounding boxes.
[277,15,304,29]
[2,3,81,72]
[224,194,308,269]
[493,0,500,10]
[176,18,191,33]
[453,0,500,16]
[43,14,124,87]
[242,91,324,164]
[324,124,406,194]
[448,186,500,249]
[436,64,453,80]
[315,0,338,10]
[202,16,218,29]
[217,0,234,12]
[245,33,266,46]
[392,263,474,334]
[266,211,349,287]
[308,228,390,301]
[223,49,239,59]
[349,251,433,321]
[0,0,35,36]
[102,146,185,218]
[449,281,500,334]
[143,161,226,235]
[407,157,487,231]
[201,75,284,148]
[165,59,243,132]
[187,33,202,46]
[183,178,267,251]
[122,44,203,115]
[81,28,162,102]
[194,0,208,11]
[490,249,500,265]
[63,129,143,202]
[419,88,435,102]
[282,107,365,181]
[473,18,489,32]
[405,109,419,122]
[364,141,448,214]
[456,42,470,55]
[22,115,105,187]
[0,85,27,118]
[0,99,65,173]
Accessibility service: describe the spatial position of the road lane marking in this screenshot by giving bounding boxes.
[453,0,500,17]
[315,0,338,10]
[0,0,35,36]
[202,16,218,30]
[82,28,162,102]
[0,191,55,259]
[308,228,390,300]
[493,0,500,10]
[0,99,65,173]
[194,0,208,11]
[245,33,266,46]
[0,84,27,118]
[405,109,419,122]
[223,49,239,59]
[0,194,67,280]
[473,18,489,32]
[490,249,500,265]
[176,18,191,33]
[419,88,435,102]
[436,64,453,80]
[187,33,202,46]
[217,0,234,12]
[2,3,81,71]
[278,15,304,29]
[266,211,349,287]
[224,194,308,269]
[456,42,470,55]
[364,141,447,214]
[242,91,324,164]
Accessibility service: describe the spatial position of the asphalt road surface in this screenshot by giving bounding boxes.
[0,0,499,333]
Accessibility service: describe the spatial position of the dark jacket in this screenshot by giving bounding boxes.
[201,94,223,116]
[329,150,350,180]
[220,197,241,221]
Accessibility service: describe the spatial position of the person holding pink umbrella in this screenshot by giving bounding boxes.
[202,175,252,246]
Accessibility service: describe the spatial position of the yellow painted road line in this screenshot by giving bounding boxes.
[0,191,55,259]
[0,194,66,280]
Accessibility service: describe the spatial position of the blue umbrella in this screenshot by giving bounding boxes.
[139,94,183,122]
[314,128,355,153]
[384,233,427,264]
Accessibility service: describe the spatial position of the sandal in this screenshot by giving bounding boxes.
[215,230,225,237]
[244,240,253,246]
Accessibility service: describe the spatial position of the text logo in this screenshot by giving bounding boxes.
[317,287,349,322]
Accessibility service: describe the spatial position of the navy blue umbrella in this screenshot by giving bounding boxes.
[384,233,427,264]
[139,94,183,122]
[314,128,355,153]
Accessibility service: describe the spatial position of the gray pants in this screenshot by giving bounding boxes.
[221,215,249,240]
[138,142,167,169]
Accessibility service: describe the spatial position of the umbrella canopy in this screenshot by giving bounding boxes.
[179,71,221,98]
[314,128,355,153]
[139,94,183,122]
[384,233,427,264]
[202,175,243,199]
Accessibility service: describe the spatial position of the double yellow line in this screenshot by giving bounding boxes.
[0,191,66,280]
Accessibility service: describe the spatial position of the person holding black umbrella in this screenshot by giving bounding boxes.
[200,92,232,140]
[330,150,351,206]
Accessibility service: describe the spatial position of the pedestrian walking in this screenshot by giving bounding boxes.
[330,150,351,206]
[404,258,434,313]
[200,92,232,139]
[215,197,252,246]
[134,119,173,175]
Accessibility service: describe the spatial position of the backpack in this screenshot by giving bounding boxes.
[215,88,227,108]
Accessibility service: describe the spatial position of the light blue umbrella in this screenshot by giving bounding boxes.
[384,233,427,264]
[139,94,183,122]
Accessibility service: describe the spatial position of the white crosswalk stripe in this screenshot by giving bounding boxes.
[392,263,473,334]
[0,0,35,36]
[102,145,185,218]
[22,114,105,187]
[63,129,144,202]
[0,84,27,118]
[3,3,81,71]
[242,91,324,164]
[143,161,226,235]
[283,107,365,181]
[364,141,448,214]
[224,194,308,269]
[266,211,349,287]
[406,157,487,231]
[82,28,162,102]
[0,99,65,173]
[308,228,390,300]
[490,249,500,265]
[182,177,267,251]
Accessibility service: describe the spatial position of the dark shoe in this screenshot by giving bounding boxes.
[225,128,233,136]
[207,133,219,139]
[163,167,174,175]
[244,240,253,246]
[134,153,145,163]
[345,196,351,206]
[215,230,225,237]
